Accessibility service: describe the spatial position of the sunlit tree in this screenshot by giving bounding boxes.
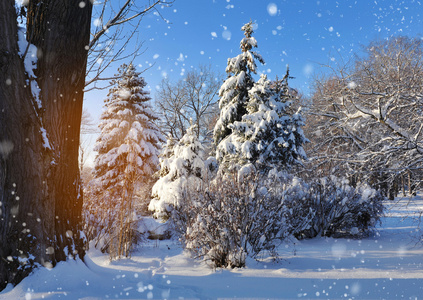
[89,63,164,258]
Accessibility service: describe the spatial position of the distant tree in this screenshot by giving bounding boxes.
[155,78,187,139]
[307,36,423,196]
[214,21,265,158]
[89,63,164,258]
[303,76,360,180]
[155,65,221,145]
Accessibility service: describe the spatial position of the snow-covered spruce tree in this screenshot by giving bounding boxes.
[214,21,265,170]
[149,123,209,220]
[157,134,178,178]
[223,70,307,174]
[88,63,164,258]
[135,133,179,215]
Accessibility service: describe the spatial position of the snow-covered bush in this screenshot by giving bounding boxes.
[310,177,384,238]
[173,172,289,268]
[172,170,384,268]
[84,183,144,252]
[278,175,385,239]
[149,123,212,220]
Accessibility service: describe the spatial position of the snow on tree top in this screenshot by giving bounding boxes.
[241,21,254,38]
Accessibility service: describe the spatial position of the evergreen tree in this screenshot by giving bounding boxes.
[157,134,178,178]
[149,123,208,219]
[214,22,306,174]
[214,21,265,163]
[229,70,307,173]
[89,63,164,257]
[272,71,308,169]
[93,63,164,189]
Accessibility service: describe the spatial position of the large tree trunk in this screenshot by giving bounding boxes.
[0,0,92,290]
[0,0,51,289]
[27,0,93,262]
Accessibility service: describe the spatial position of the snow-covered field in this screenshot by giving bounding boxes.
[2,195,423,299]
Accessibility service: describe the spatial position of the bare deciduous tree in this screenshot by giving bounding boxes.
[306,37,423,196]
[155,65,222,145]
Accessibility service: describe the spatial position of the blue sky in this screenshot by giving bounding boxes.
[83,0,423,129]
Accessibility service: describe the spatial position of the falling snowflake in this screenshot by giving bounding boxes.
[177,53,185,62]
[267,3,278,16]
[222,30,232,40]
[93,18,102,27]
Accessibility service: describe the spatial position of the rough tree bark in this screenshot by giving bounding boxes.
[0,0,49,289]
[27,0,93,262]
[0,0,92,290]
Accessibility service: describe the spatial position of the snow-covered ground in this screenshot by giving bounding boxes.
[2,195,423,299]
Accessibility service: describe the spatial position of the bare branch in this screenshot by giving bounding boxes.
[84,0,173,91]
[305,36,423,195]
